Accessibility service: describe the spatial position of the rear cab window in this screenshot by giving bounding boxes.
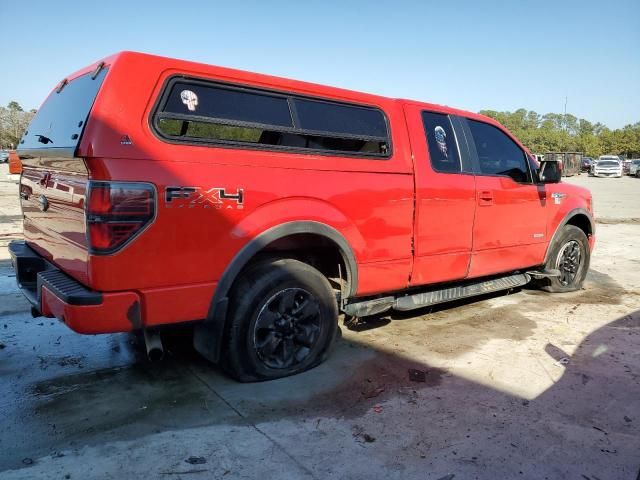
[152,77,391,158]
[18,66,108,157]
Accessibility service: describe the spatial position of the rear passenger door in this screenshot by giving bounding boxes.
[461,118,548,278]
[404,105,476,286]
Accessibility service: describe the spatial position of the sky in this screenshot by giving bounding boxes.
[1,0,638,129]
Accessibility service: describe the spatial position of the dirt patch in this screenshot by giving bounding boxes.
[232,348,447,422]
[345,290,538,360]
[37,355,86,370]
[521,269,631,307]
[390,308,536,359]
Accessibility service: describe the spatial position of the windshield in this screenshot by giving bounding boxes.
[597,160,620,167]
[18,67,108,156]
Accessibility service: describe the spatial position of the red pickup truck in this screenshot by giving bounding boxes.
[10,52,594,381]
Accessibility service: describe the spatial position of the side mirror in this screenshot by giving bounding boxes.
[538,160,562,184]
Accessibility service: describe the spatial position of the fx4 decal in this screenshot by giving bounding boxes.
[165,186,244,209]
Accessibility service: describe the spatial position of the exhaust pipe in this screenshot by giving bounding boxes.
[143,329,164,361]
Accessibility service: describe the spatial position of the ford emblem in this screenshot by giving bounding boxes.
[38,195,49,212]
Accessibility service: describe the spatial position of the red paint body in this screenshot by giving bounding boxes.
[16,52,594,334]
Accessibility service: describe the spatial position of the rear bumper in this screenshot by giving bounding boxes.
[9,241,140,334]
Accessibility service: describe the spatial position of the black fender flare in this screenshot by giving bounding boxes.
[543,208,595,265]
[194,221,358,362]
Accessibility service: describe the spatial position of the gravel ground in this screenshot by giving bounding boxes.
[0,164,638,479]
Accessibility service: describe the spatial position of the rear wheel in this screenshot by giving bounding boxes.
[221,258,338,382]
[540,225,590,293]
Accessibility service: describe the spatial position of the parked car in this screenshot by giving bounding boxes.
[627,159,640,176]
[9,52,595,381]
[590,156,623,177]
[0,151,9,163]
[581,157,593,172]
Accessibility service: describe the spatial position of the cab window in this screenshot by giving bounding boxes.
[422,111,462,173]
[468,119,531,183]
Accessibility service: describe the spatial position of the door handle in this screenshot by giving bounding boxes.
[478,190,494,206]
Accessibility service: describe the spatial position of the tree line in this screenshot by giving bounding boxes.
[0,101,36,150]
[479,109,640,159]
[1,100,639,159]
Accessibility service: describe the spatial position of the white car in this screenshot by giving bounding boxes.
[591,156,623,177]
[628,159,640,176]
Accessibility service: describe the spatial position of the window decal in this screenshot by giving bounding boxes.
[180,90,198,111]
[434,126,448,158]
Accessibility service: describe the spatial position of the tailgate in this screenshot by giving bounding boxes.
[20,163,90,283]
[17,66,108,285]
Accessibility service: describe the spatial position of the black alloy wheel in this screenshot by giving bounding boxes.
[221,258,338,382]
[539,225,590,293]
[253,287,322,369]
[556,240,582,286]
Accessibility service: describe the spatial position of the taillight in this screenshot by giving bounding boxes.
[86,181,155,254]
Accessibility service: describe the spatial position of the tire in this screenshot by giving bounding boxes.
[540,225,590,293]
[221,258,338,382]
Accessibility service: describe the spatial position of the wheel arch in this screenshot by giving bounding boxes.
[194,221,358,362]
[544,208,594,265]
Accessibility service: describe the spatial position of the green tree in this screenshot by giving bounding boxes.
[7,101,23,112]
[478,108,640,158]
[0,101,35,149]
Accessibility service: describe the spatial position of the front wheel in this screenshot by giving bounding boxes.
[540,225,590,293]
[221,258,338,382]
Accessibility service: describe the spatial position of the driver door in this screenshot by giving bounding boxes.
[461,117,549,278]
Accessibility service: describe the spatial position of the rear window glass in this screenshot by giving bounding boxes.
[153,78,390,157]
[18,68,108,155]
[293,98,387,138]
[164,82,293,127]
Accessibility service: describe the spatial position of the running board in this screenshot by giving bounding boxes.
[394,273,530,311]
[342,273,530,317]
